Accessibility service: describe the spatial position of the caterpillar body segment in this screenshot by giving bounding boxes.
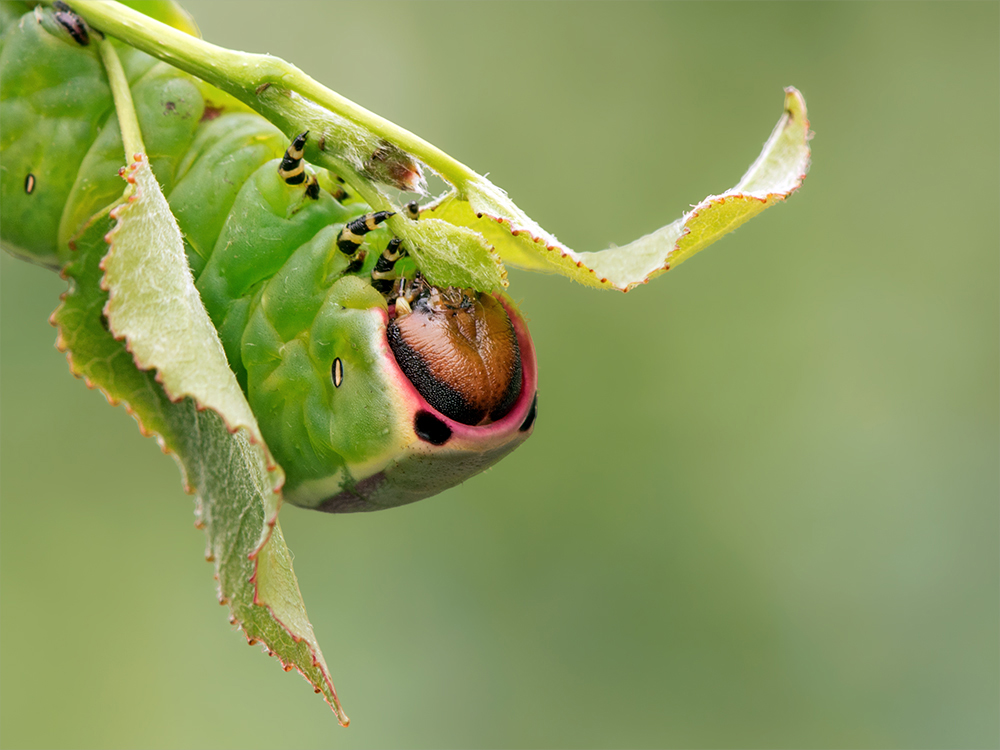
[0,3,538,512]
[0,2,112,266]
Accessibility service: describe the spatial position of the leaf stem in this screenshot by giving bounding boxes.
[97,35,145,160]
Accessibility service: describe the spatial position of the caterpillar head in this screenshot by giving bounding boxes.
[387,283,523,427]
[244,274,537,512]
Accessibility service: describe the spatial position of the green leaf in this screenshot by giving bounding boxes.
[101,155,273,463]
[54,159,349,724]
[394,216,508,291]
[426,88,812,291]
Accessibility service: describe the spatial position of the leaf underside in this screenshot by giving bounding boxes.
[52,156,349,725]
[101,156,276,464]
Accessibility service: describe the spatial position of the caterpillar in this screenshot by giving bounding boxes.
[0,1,538,512]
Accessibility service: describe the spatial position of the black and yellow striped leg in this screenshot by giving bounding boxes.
[304,177,320,200]
[278,131,309,185]
[372,238,406,293]
[336,211,394,256]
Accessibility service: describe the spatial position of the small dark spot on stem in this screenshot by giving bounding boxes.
[54,1,90,45]
[200,104,224,122]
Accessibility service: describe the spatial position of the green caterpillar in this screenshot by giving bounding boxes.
[0,1,538,511]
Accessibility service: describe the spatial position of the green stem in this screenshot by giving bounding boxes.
[61,0,480,192]
[47,0,510,293]
[97,36,145,160]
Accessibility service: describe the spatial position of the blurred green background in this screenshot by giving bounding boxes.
[2,2,997,748]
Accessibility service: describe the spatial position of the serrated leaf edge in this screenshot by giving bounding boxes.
[48,169,348,722]
[50,313,346,722]
[97,154,283,488]
[425,87,812,292]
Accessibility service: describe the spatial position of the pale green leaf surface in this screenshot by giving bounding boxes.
[427,88,811,291]
[101,155,271,460]
[53,162,349,724]
[397,216,508,291]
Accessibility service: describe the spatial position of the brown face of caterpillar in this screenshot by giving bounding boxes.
[387,287,522,426]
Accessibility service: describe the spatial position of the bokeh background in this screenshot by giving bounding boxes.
[2,2,997,748]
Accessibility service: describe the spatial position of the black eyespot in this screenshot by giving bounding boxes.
[519,393,537,432]
[332,358,343,388]
[24,174,35,194]
[414,411,451,446]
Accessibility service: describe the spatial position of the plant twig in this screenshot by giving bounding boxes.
[60,0,479,192]
[97,35,145,160]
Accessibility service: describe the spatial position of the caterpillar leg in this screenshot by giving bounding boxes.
[278,131,309,185]
[336,211,393,256]
[390,274,427,318]
[371,238,407,292]
[304,176,321,200]
[404,200,420,220]
[279,131,322,207]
